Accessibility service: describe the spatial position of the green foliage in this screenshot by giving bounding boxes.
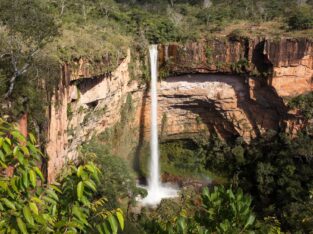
[197,186,256,233]
[81,142,144,209]
[139,186,277,234]
[0,0,58,44]
[0,0,60,127]
[231,58,249,74]
[0,119,124,233]
[200,131,313,232]
[288,91,313,119]
[160,140,206,176]
[288,5,313,30]
[227,29,248,42]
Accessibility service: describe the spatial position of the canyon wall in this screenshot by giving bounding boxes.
[46,50,144,181]
[158,37,313,97]
[46,37,313,181]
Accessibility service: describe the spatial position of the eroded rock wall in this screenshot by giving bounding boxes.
[159,37,313,98]
[46,50,143,182]
[46,37,313,181]
[140,74,284,141]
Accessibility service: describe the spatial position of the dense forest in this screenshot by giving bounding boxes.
[1,0,313,233]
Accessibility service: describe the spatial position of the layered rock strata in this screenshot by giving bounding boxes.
[159,38,313,97]
[46,37,313,181]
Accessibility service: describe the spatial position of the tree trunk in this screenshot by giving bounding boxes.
[4,73,18,98]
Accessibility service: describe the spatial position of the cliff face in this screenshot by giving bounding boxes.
[159,38,313,97]
[46,37,313,181]
[46,50,144,181]
[139,73,284,142]
[265,38,313,96]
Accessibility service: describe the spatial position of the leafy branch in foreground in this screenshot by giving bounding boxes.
[0,118,124,233]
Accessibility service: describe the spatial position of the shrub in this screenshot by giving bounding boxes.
[139,186,279,234]
[227,29,247,42]
[0,119,124,233]
[288,5,313,30]
[288,92,313,119]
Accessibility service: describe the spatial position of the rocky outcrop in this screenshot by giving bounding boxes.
[140,74,284,141]
[264,38,313,96]
[46,37,313,181]
[159,37,313,98]
[46,50,143,182]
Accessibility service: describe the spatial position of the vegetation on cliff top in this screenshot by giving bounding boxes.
[1,0,313,123]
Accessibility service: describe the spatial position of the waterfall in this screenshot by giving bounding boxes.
[138,45,178,207]
[149,45,161,191]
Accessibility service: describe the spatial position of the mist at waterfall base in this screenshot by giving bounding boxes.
[138,45,178,207]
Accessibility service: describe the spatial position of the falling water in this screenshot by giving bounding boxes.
[149,44,161,191]
[139,45,178,206]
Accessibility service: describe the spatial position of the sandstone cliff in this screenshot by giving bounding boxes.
[46,37,313,181]
[158,37,313,97]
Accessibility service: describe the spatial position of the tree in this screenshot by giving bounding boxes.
[287,5,313,30]
[0,119,124,233]
[0,0,59,98]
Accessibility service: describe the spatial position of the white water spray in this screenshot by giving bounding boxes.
[140,45,178,206]
[149,44,161,191]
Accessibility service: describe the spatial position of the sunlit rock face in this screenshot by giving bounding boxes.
[158,38,313,98]
[46,50,144,182]
[140,74,284,141]
[264,38,313,97]
[46,37,313,181]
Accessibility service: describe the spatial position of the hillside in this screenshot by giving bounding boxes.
[1,1,313,233]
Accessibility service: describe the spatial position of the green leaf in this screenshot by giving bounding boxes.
[29,202,38,215]
[116,210,124,230]
[72,205,86,223]
[84,180,96,192]
[0,219,6,228]
[3,142,11,154]
[85,164,96,174]
[10,177,18,193]
[0,160,7,168]
[0,150,5,161]
[5,137,11,146]
[52,204,57,216]
[28,133,36,144]
[177,217,186,233]
[0,181,8,190]
[33,167,44,181]
[22,171,29,188]
[11,131,26,142]
[96,224,105,234]
[108,214,118,234]
[31,197,44,205]
[29,169,37,188]
[17,151,25,164]
[46,189,59,201]
[20,146,30,156]
[42,196,57,205]
[77,166,83,177]
[13,146,19,157]
[77,181,84,201]
[1,198,16,210]
[101,222,111,234]
[17,217,28,234]
[0,138,3,147]
[244,215,255,229]
[50,184,62,193]
[23,206,34,225]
